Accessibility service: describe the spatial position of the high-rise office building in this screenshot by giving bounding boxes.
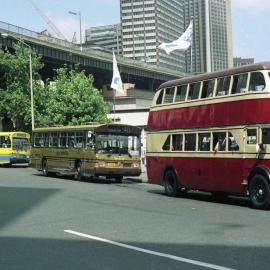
[120,0,186,72]
[85,24,122,54]
[184,0,233,73]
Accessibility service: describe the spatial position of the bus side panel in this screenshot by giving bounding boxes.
[148,99,270,130]
[147,156,246,194]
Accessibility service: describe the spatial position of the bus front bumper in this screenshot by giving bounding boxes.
[95,167,141,177]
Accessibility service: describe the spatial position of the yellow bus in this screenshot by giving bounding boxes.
[30,123,141,182]
[0,132,30,166]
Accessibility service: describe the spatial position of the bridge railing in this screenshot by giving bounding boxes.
[0,20,184,77]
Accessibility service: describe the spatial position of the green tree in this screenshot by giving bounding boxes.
[0,43,45,131]
[44,66,109,126]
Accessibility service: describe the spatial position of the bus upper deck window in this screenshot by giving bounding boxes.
[175,85,187,102]
[156,89,164,105]
[163,87,175,104]
[188,82,201,100]
[216,77,230,96]
[231,73,248,94]
[249,72,266,91]
[201,79,215,99]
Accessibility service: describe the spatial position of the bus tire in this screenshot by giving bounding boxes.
[74,161,83,181]
[42,159,49,177]
[249,174,270,210]
[164,170,179,197]
[115,176,123,183]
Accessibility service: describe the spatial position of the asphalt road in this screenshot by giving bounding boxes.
[1,165,270,270]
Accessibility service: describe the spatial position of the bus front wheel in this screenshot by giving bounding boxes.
[42,159,49,176]
[249,174,270,210]
[164,170,180,197]
[115,176,123,183]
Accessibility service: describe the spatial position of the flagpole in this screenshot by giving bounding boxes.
[113,89,116,122]
[190,17,193,74]
[112,49,116,122]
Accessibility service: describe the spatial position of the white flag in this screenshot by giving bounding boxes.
[111,52,124,94]
[158,20,193,55]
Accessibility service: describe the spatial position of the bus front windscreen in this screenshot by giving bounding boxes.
[96,134,140,155]
[12,138,30,151]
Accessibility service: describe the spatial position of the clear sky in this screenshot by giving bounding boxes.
[0,0,269,62]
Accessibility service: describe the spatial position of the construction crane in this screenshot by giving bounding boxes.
[28,0,67,41]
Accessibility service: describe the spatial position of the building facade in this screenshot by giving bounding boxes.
[233,57,254,67]
[184,0,233,73]
[85,24,122,54]
[120,0,186,72]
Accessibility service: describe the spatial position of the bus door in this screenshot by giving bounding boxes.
[196,132,212,190]
[244,127,260,172]
[211,131,242,193]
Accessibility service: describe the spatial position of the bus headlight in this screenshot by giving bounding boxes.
[96,161,106,168]
[132,162,140,168]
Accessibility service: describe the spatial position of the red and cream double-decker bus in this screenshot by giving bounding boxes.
[146,62,270,209]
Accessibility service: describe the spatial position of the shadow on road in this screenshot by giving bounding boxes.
[147,189,252,209]
[0,186,59,229]
[0,235,269,270]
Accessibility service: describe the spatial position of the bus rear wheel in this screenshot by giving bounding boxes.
[74,162,83,181]
[249,174,270,210]
[164,170,180,197]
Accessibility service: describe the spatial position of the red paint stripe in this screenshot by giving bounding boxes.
[147,99,270,130]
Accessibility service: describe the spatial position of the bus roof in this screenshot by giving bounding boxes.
[0,132,30,138]
[33,123,141,136]
[158,61,270,90]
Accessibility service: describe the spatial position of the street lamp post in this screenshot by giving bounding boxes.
[1,33,34,130]
[69,11,82,51]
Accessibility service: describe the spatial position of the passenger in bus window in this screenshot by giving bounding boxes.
[213,132,226,152]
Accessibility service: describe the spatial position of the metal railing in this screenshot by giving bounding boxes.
[0,20,185,78]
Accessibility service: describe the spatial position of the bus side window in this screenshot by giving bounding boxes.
[198,133,210,151]
[172,134,183,151]
[162,135,171,151]
[175,85,187,102]
[228,132,239,151]
[249,72,266,91]
[262,128,270,144]
[216,76,230,96]
[156,89,164,105]
[231,73,248,94]
[213,132,226,151]
[247,129,257,144]
[201,79,215,99]
[188,82,201,100]
[163,87,175,104]
[184,133,196,151]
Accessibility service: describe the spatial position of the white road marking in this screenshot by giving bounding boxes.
[64,229,234,270]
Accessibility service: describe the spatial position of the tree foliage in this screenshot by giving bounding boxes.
[0,43,44,131]
[43,66,110,126]
[0,44,110,131]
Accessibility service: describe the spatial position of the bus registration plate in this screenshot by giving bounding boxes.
[107,162,117,167]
